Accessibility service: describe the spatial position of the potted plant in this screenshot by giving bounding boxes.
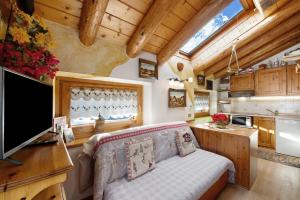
[211,113,229,129]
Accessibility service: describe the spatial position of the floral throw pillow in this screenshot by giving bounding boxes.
[176,130,196,157]
[126,138,155,180]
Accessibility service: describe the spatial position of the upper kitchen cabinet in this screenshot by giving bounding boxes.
[255,67,286,96]
[230,73,255,92]
[287,65,300,96]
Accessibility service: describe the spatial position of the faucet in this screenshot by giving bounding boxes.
[266,109,279,116]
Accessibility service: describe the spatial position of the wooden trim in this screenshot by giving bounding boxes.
[199,171,228,200]
[54,76,143,140]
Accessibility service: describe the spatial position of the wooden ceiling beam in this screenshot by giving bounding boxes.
[79,0,109,46]
[213,29,300,78]
[240,0,254,10]
[204,12,300,76]
[214,39,300,78]
[193,0,300,75]
[157,0,233,65]
[126,0,182,58]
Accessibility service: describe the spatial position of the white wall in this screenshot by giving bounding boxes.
[111,51,193,124]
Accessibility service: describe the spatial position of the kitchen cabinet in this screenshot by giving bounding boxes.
[230,73,254,92]
[253,117,275,149]
[255,67,286,96]
[287,65,300,95]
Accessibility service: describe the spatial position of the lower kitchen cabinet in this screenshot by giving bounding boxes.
[253,117,275,149]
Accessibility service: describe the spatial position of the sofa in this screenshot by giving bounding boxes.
[70,121,235,200]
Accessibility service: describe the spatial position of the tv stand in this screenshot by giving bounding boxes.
[0,133,73,200]
[4,157,22,165]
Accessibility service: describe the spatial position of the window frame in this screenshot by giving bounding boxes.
[194,91,210,118]
[180,10,246,56]
[54,76,143,140]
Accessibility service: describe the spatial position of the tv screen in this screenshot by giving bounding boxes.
[0,67,53,159]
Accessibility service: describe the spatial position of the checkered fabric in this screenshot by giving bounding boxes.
[104,149,235,200]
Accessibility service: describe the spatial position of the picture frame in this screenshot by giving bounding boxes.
[168,88,186,108]
[139,58,158,79]
[206,80,213,90]
[53,116,67,135]
[63,127,75,143]
[197,75,205,86]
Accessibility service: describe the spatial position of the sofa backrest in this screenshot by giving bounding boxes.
[83,121,199,184]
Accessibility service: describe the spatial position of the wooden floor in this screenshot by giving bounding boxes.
[218,158,300,200]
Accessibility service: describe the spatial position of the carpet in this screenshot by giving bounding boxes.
[257,148,300,168]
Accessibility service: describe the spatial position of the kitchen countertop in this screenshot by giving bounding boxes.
[220,112,300,119]
[189,121,258,138]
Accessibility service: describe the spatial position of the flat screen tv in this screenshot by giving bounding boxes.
[0,67,53,159]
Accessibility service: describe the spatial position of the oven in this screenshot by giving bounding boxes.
[231,115,253,127]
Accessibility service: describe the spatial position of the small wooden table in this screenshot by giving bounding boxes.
[0,133,73,200]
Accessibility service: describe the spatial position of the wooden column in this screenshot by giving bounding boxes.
[126,0,182,58]
[79,0,109,46]
[204,12,300,76]
[157,0,233,65]
[193,0,300,75]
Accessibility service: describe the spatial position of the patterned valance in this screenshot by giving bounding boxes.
[195,95,209,113]
[70,88,138,125]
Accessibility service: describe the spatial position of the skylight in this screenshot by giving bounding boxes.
[180,0,244,54]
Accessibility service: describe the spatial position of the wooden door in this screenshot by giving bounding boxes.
[287,65,300,95]
[255,67,286,96]
[253,117,275,149]
[230,73,254,91]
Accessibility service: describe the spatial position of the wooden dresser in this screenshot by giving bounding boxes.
[189,122,258,189]
[0,133,73,200]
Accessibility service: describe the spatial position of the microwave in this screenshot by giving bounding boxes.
[231,115,253,127]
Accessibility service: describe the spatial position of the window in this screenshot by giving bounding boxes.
[194,91,210,118]
[180,0,244,55]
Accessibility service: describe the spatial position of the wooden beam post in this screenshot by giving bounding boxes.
[193,0,300,75]
[126,0,182,58]
[79,0,109,46]
[213,31,300,78]
[204,12,300,76]
[157,0,233,65]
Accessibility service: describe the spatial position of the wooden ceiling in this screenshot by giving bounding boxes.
[33,0,300,77]
[34,0,209,55]
[192,0,300,78]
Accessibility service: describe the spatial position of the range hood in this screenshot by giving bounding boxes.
[229,91,255,98]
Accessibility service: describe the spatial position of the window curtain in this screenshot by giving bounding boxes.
[70,88,138,125]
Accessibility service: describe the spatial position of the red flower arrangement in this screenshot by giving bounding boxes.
[211,113,229,127]
[0,4,59,81]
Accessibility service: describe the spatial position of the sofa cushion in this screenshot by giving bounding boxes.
[103,149,235,200]
[176,130,196,156]
[126,138,155,180]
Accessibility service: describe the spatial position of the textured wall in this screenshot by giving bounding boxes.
[46,20,129,76]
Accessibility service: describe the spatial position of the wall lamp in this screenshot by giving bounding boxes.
[168,77,193,89]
